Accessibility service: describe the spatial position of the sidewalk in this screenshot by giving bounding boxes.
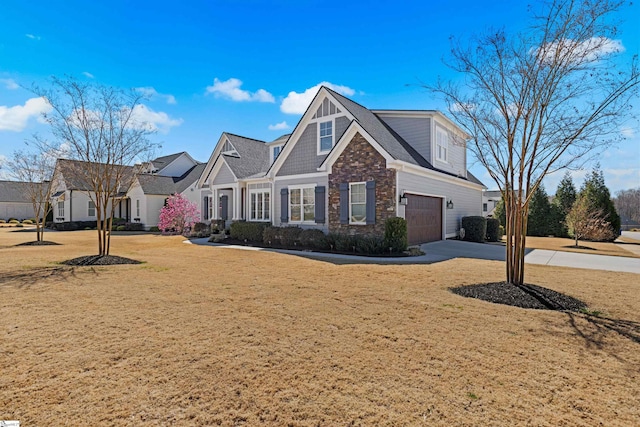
[186,238,640,274]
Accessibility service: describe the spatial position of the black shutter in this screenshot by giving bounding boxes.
[315,186,326,224]
[220,195,228,220]
[339,183,349,224]
[280,188,289,223]
[366,181,376,225]
[203,196,209,220]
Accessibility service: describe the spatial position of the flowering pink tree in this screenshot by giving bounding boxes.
[158,193,200,235]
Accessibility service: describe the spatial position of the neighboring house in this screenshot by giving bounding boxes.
[620,216,640,231]
[482,190,502,217]
[0,180,47,220]
[199,87,485,244]
[49,152,206,229]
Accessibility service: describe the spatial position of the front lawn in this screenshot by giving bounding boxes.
[1,228,638,425]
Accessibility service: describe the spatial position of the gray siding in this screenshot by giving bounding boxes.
[212,163,236,186]
[432,119,467,178]
[277,115,349,177]
[397,171,482,236]
[378,116,431,163]
[273,175,329,232]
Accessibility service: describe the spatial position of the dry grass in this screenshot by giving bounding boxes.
[1,228,639,426]
[520,235,640,258]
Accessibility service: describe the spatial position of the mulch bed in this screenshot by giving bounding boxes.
[60,255,142,266]
[15,241,61,246]
[450,282,587,311]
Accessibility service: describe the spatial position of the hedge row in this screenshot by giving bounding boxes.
[461,216,501,243]
[46,221,144,231]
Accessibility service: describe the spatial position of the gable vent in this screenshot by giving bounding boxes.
[312,98,341,119]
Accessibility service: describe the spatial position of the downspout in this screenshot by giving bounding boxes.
[69,190,73,222]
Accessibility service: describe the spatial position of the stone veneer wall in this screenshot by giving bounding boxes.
[328,132,396,235]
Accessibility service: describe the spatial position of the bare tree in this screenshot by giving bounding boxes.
[33,76,158,256]
[430,0,639,286]
[7,150,55,242]
[614,188,640,224]
[566,194,616,246]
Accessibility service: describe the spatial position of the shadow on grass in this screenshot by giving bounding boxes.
[0,266,79,289]
[566,312,640,347]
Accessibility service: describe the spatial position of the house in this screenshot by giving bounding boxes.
[199,87,485,244]
[49,152,206,229]
[0,180,48,220]
[482,190,502,217]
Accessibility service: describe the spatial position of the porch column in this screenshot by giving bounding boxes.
[233,184,241,220]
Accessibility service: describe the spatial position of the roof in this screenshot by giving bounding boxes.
[137,163,206,195]
[222,133,271,179]
[56,159,135,192]
[151,152,184,171]
[326,87,483,186]
[483,190,502,198]
[0,181,46,203]
[269,134,290,145]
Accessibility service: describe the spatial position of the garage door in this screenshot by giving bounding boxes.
[405,194,443,245]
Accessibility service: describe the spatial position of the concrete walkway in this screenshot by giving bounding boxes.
[187,237,640,274]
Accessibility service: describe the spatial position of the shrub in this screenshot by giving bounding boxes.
[193,222,209,233]
[116,225,126,231]
[299,229,328,249]
[230,221,268,242]
[15,223,24,228]
[462,216,487,243]
[486,218,501,242]
[112,217,126,226]
[384,217,408,252]
[149,226,160,232]
[333,233,358,252]
[9,219,19,224]
[0,219,5,223]
[356,234,386,254]
[262,226,280,245]
[280,227,302,247]
[22,219,33,224]
[499,225,505,238]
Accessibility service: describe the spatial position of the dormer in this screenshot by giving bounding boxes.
[311,98,343,155]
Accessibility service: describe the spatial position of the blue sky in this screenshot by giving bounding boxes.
[1,0,638,193]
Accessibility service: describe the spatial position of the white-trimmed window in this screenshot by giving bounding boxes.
[435,126,448,162]
[136,199,140,217]
[349,182,366,224]
[271,145,282,163]
[289,185,315,223]
[250,190,270,221]
[57,201,64,218]
[318,120,333,153]
[88,200,96,217]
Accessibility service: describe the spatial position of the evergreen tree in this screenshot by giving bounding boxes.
[527,185,551,236]
[579,165,621,239]
[493,197,506,228]
[553,172,577,237]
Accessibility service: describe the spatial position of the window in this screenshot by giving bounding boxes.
[88,201,96,217]
[57,201,64,218]
[272,145,282,163]
[289,186,315,222]
[208,196,213,221]
[483,203,488,212]
[136,199,140,217]
[349,182,366,224]
[250,190,270,221]
[319,120,333,152]
[436,127,448,162]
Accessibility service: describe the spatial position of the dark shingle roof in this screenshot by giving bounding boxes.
[151,152,184,171]
[325,87,483,186]
[57,159,135,192]
[0,181,46,203]
[222,134,270,179]
[137,163,206,195]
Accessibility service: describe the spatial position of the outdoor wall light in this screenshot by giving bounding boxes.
[446,199,454,209]
[399,196,408,205]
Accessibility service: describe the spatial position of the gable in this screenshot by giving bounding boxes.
[212,161,236,186]
[157,152,199,177]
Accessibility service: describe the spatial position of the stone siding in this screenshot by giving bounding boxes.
[328,133,396,235]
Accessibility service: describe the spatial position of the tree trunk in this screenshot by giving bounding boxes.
[505,191,528,286]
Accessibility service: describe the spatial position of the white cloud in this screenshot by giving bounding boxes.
[25,34,41,40]
[621,126,635,138]
[82,71,95,79]
[0,79,19,90]
[205,78,275,103]
[129,104,183,133]
[268,121,290,131]
[280,82,355,114]
[0,97,52,132]
[538,37,624,64]
[136,86,177,104]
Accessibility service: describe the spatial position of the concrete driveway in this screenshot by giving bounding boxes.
[421,240,640,274]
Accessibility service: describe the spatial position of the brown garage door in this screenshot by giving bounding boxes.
[405,194,443,245]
